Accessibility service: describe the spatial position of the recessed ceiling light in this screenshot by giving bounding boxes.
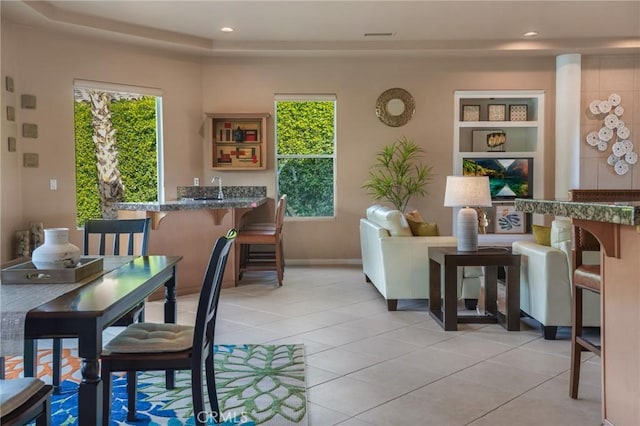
[220,27,234,33]
[523,31,539,37]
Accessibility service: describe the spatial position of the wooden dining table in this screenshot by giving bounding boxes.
[3,255,182,426]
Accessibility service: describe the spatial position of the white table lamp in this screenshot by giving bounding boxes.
[444,176,492,252]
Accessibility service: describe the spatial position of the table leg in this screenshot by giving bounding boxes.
[164,266,177,389]
[444,264,458,331]
[429,259,442,314]
[485,266,498,316]
[506,265,521,331]
[78,328,102,426]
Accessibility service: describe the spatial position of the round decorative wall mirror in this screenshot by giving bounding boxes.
[376,88,415,127]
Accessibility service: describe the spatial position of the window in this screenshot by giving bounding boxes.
[74,80,164,226]
[275,95,336,218]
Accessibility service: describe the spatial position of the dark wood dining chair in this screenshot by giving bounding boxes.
[50,218,151,393]
[100,229,236,425]
[0,378,53,426]
[569,189,640,398]
[236,194,286,286]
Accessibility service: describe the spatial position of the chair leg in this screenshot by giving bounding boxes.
[205,350,220,424]
[192,361,206,426]
[570,286,584,399]
[127,370,138,421]
[102,367,112,425]
[35,395,52,426]
[52,338,63,394]
[235,242,242,285]
[276,240,283,286]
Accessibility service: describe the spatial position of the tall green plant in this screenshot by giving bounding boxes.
[363,136,433,212]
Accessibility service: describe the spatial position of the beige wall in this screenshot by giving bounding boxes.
[7,20,636,264]
[1,21,203,261]
[581,55,640,189]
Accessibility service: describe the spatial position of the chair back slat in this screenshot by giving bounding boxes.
[192,229,236,369]
[276,194,287,233]
[83,218,151,256]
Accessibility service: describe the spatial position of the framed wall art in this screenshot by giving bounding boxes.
[509,104,528,121]
[462,105,480,121]
[488,104,506,121]
[495,205,525,233]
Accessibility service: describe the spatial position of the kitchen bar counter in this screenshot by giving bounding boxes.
[515,197,640,426]
[115,186,269,294]
[114,197,267,212]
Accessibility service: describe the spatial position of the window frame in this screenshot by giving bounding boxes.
[274,94,337,220]
[73,80,165,225]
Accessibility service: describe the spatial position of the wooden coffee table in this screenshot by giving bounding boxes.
[428,246,521,331]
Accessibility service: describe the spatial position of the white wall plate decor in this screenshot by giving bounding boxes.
[598,100,611,113]
[608,93,621,106]
[586,131,599,146]
[598,127,613,141]
[614,160,629,175]
[605,114,619,129]
[618,127,630,139]
[585,93,634,176]
[625,152,638,165]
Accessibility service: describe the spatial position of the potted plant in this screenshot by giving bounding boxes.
[363,136,433,212]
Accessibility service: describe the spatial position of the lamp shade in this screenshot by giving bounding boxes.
[443,176,492,207]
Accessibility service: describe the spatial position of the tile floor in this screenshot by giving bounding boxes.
[144,265,602,426]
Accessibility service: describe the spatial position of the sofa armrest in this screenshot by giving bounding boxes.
[512,240,572,325]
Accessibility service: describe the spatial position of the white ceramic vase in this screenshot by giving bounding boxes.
[32,228,81,268]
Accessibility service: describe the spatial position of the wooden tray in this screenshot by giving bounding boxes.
[1,257,104,284]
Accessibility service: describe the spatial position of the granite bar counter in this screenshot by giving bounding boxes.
[115,186,269,294]
[515,197,640,426]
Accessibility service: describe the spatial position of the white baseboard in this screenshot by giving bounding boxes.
[285,258,362,266]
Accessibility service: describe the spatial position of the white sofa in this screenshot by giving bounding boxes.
[360,205,483,310]
[512,219,600,339]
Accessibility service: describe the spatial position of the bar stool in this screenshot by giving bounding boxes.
[569,226,601,399]
[236,195,286,286]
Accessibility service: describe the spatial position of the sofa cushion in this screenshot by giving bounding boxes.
[367,205,412,237]
[532,225,551,246]
[405,210,425,223]
[406,218,439,236]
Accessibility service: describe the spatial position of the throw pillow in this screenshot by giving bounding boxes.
[405,210,425,223]
[406,218,440,236]
[532,225,551,246]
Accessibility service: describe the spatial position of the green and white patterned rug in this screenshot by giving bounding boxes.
[5,344,307,425]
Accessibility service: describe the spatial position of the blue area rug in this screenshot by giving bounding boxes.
[7,344,307,426]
